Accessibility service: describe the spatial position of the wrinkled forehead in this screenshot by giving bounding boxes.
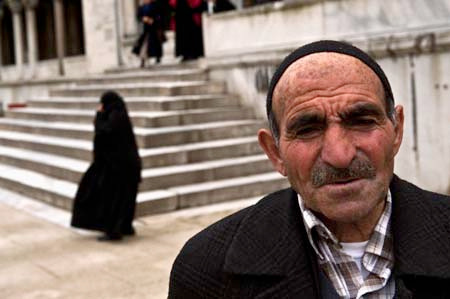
[272,52,385,113]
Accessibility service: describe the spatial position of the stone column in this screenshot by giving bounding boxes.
[0,6,4,69]
[121,0,138,36]
[115,0,124,66]
[23,0,39,78]
[53,0,65,75]
[7,0,24,78]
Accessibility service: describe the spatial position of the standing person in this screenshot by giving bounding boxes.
[170,0,206,61]
[207,0,235,14]
[132,0,165,67]
[168,40,450,297]
[71,91,142,241]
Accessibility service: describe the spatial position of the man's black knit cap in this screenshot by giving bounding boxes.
[266,40,395,119]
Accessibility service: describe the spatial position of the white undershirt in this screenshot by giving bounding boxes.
[340,241,370,279]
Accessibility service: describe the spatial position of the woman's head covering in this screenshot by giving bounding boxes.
[100,90,127,113]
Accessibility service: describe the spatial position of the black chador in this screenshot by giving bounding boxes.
[71,91,142,241]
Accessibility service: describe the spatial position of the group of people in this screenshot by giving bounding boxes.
[70,38,449,297]
[132,0,235,66]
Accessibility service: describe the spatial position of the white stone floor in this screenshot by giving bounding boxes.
[0,187,258,298]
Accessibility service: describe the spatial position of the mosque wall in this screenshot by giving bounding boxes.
[203,0,450,193]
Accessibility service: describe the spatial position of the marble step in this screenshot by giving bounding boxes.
[0,119,264,147]
[0,145,88,183]
[75,69,208,85]
[105,60,201,74]
[0,145,273,191]
[0,163,288,215]
[145,171,289,212]
[5,107,255,127]
[0,131,263,167]
[26,94,237,111]
[49,81,226,97]
[139,154,274,191]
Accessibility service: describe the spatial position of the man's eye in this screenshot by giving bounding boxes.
[295,126,324,138]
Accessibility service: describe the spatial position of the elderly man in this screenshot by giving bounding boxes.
[168,40,450,298]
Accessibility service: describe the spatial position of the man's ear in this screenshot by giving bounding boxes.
[258,128,287,176]
[392,105,404,156]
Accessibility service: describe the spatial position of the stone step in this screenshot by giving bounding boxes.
[141,154,274,191]
[0,119,264,147]
[151,171,289,211]
[105,60,201,74]
[0,163,77,210]
[0,131,92,160]
[27,95,237,111]
[49,81,226,97]
[5,106,255,127]
[0,131,263,167]
[75,69,208,86]
[139,136,263,168]
[0,163,288,216]
[0,145,88,183]
[0,145,273,191]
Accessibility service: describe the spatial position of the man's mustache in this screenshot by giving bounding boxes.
[311,157,376,187]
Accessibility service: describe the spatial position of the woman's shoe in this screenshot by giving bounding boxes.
[97,234,123,241]
[122,227,136,236]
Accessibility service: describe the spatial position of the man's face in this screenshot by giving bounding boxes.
[259,53,404,225]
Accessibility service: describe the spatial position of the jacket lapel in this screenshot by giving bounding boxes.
[223,188,320,298]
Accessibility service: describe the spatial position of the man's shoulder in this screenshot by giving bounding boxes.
[169,188,295,297]
[391,175,450,225]
[391,175,450,207]
[390,175,450,281]
[175,188,294,261]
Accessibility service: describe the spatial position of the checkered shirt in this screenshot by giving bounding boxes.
[297,191,395,299]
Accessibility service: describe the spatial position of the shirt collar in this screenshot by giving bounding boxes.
[297,190,393,260]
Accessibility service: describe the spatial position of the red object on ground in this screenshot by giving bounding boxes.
[8,103,27,109]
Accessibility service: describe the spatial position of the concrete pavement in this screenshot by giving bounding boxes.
[0,188,258,299]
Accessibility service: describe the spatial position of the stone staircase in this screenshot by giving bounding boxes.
[0,64,288,217]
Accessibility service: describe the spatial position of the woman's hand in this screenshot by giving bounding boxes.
[142,16,154,25]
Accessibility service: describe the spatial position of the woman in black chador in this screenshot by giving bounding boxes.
[71,91,142,241]
[132,0,165,67]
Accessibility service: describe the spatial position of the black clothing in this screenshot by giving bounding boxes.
[132,2,165,60]
[213,0,235,13]
[71,91,142,238]
[169,175,450,298]
[174,0,206,60]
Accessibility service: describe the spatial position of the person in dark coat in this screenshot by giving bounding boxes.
[209,0,235,13]
[169,40,450,297]
[132,0,165,67]
[71,91,142,241]
[170,0,207,61]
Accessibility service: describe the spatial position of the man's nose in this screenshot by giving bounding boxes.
[320,124,356,169]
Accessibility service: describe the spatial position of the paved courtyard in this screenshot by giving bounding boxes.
[0,188,257,299]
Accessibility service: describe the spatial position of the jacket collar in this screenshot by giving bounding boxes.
[223,188,314,277]
[390,175,450,279]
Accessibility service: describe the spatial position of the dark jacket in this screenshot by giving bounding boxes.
[132,2,164,58]
[169,175,450,298]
